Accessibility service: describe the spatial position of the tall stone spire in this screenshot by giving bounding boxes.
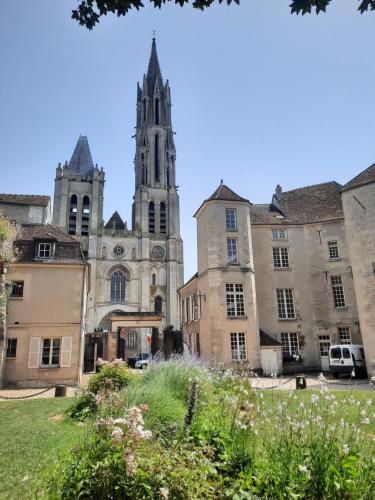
[147,38,163,90]
[69,135,94,176]
[134,38,175,190]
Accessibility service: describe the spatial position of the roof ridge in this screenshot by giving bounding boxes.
[282,180,341,196]
[341,163,375,191]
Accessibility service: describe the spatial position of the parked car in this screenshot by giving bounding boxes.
[134,353,151,370]
[329,344,367,378]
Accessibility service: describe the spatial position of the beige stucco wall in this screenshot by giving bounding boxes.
[5,263,86,387]
[194,200,261,368]
[342,185,375,376]
[252,220,360,370]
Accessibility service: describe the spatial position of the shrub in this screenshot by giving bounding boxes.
[47,405,216,499]
[66,391,97,421]
[88,360,135,394]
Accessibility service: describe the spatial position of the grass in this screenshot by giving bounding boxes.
[0,398,84,499]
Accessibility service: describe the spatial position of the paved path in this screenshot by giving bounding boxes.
[249,376,374,392]
[0,374,91,401]
[0,374,373,401]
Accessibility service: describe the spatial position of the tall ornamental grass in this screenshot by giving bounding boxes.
[56,360,375,499]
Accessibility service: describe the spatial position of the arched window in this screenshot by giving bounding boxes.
[160,201,167,234]
[81,195,90,236]
[154,296,162,314]
[143,98,147,122]
[155,98,160,125]
[69,194,78,235]
[149,201,155,233]
[151,273,156,286]
[111,270,125,302]
[141,153,147,185]
[154,135,160,183]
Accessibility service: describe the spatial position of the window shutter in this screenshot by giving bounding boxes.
[28,337,41,369]
[60,336,72,368]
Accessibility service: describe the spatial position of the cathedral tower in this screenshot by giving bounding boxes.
[133,39,183,328]
[52,135,105,240]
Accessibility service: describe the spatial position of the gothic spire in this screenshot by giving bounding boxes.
[147,38,163,90]
[69,135,94,176]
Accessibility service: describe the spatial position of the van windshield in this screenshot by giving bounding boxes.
[331,347,341,359]
[342,348,350,359]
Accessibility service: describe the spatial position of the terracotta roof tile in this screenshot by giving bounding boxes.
[251,182,343,225]
[17,224,79,243]
[341,163,375,192]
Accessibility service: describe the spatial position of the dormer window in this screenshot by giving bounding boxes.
[37,242,53,259]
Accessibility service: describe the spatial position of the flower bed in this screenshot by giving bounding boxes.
[47,360,375,499]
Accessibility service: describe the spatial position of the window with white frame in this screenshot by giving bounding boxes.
[230,332,247,361]
[277,289,296,319]
[338,327,351,344]
[226,284,245,317]
[273,247,290,268]
[37,242,52,259]
[328,241,340,260]
[318,335,331,357]
[280,332,299,358]
[41,338,60,367]
[331,276,346,308]
[227,238,238,264]
[272,229,287,240]
[226,208,237,230]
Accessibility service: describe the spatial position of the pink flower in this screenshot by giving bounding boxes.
[124,450,136,476]
[139,404,149,413]
[111,427,124,443]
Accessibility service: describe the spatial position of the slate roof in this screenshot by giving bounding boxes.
[260,330,282,347]
[0,194,50,206]
[17,224,78,243]
[251,181,343,225]
[105,211,125,230]
[341,163,375,192]
[14,224,86,264]
[206,183,249,203]
[69,136,95,176]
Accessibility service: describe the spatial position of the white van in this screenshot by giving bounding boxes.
[329,345,367,378]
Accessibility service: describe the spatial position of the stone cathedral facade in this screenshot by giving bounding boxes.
[52,40,183,364]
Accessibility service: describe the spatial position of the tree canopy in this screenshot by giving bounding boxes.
[72,0,375,29]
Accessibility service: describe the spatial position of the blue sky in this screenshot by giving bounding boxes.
[1,0,375,280]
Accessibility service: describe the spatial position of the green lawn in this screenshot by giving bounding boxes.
[0,388,373,499]
[0,398,83,499]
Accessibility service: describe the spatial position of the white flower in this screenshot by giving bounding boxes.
[342,444,349,454]
[311,394,319,405]
[298,464,308,473]
[318,372,327,382]
[160,487,169,499]
[361,418,370,425]
[367,399,373,407]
